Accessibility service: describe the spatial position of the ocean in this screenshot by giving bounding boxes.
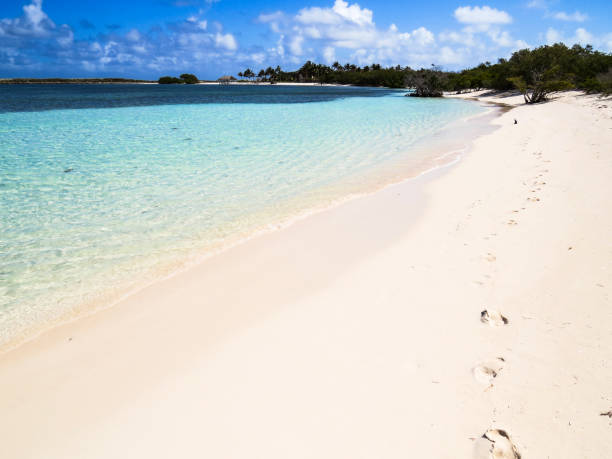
[0,83,486,347]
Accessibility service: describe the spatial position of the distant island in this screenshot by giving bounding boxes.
[0,78,154,84]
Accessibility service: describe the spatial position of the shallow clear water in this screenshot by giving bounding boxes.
[0,84,485,346]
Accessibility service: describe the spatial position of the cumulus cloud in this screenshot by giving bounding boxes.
[454,6,512,25]
[256,0,534,70]
[296,0,372,26]
[0,0,54,37]
[259,0,441,68]
[215,32,238,51]
[0,0,241,77]
[438,5,524,62]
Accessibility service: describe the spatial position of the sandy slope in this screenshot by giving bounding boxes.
[0,91,611,458]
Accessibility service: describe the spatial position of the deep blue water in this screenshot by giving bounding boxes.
[0,83,399,113]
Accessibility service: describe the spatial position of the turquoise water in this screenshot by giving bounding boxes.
[0,85,485,347]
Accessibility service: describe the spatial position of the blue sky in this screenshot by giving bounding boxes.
[0,0,610,79]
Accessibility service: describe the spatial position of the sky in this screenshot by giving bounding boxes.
[0,0,610,79]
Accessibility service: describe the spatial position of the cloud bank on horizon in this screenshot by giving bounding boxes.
[0,0,610,79]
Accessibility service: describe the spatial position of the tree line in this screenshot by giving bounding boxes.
[445,43,611,102]
[158,73,199,84]
[158,43,611,102]
[237,62,405,88]
[235,43,611,102]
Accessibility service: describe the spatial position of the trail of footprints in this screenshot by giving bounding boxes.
[469,145,555,457]
[474,309,521,457]
[472,129,609,454]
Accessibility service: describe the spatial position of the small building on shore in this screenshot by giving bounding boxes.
[217,75,236,85]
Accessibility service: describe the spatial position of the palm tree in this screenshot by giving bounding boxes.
[237,71,243,80]
[265,66,274,81]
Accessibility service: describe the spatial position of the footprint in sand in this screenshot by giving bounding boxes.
[473,357,505,386]
[481,309,509,326]
[527,197,540,202]
[474,429,521,459]
[507,219,518,226]
[485,253,497,262]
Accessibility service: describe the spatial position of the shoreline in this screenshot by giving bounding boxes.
[0,80,356,86]
[0,98,498,355]
[1,90,611,458]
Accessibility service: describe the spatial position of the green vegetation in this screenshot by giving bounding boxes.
[405,67,446,97]
[179,73,199,84]
[232,43,611,102]
[445,44,612,101]
[158,76,183,84]
[238,62,405,87]
[157,74,200,84]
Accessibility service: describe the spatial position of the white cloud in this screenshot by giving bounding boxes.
[257,11,287,33]
[214,32,237,51]
[544,27,611,51]
[545,27,562,44]
[488,29,513,47]
[573,27,594,45]
[262,0,440,64]
[250,52,265,64]
[296,6,339,25]
[1,0,55,37]
[23,0,50,32]
[257,0,536,69]
[454,6,512,25]
[289,35,304,55]
[331,0,373,26]
[411,27,435,47]
[438,46,464,64]
[552,11,588,22]
[515,39,529,49]
[296,0,373,27]
[322,45,336,63]
[439,30,477,47]
[56,26,73,48]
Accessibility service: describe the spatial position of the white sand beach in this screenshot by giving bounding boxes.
[1,91,611,458]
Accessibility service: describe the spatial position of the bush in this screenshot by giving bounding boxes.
[158,76,183,84]
[180,73,199,84]
[405,69,446,97]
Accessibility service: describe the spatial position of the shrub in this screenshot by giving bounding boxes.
[180,73,199,84]
[158,76,183,84]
